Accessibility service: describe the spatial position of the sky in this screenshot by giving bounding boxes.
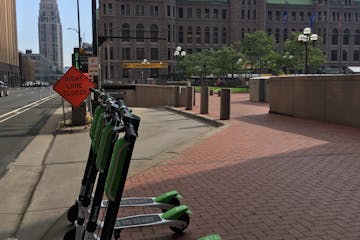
[16,0,94,68]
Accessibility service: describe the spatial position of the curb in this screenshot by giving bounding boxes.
[165,107,227,128]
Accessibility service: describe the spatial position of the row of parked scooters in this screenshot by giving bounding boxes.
[63,88,221,240]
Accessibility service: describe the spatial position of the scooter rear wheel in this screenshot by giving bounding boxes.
[169,213,190,233]
[63,227,76,240]
[67,202,78,223]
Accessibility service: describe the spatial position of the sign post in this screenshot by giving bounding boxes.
[53,66,96,125]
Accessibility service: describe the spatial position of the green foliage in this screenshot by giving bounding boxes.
[238,31,279,73]
[177,30,327,81]
[283,31,326,73]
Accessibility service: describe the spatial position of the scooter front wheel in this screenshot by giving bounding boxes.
[67,202,78,223]
[169,213,190,234]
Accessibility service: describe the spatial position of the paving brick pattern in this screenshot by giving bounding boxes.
[104,93,360,240]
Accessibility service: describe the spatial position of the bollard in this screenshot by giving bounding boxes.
[72,102,87,126]
[193,87,196,106]
[210,89,214,96]
[174,86,181,107]
[220,88,231,120]
[200,86,209,114]
[185,86,194,110]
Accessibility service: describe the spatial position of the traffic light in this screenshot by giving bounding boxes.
[72,48,82,70]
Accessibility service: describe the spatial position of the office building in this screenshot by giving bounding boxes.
[98,0,360,82]
[0,0,20,87]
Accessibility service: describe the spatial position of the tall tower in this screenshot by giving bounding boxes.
[38,0,63,72]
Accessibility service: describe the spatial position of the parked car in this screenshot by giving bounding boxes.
[0,81,9,97]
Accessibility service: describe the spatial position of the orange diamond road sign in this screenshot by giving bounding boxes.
[53,66,96,108]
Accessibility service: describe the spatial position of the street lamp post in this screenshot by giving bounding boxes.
[298,27,318,74]
[173,46,186,81]
[141,59,150,83]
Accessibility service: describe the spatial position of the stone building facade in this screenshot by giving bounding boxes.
[98,0,360,83]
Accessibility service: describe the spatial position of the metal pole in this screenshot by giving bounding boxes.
[77,0,81,50]
[305,43,308,74]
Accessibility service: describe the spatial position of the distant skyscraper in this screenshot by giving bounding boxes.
[38,0,63,72]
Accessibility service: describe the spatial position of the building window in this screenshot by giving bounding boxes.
[196,8,201,18]
[275,28,280,43]
[150,5,159,16]
[291,11,296,21]
[168,25,171,41]
[354,50,360,61]
[150,24,158,42]
[268,11,272,20]
[214,27,218,44]
[122,48,130,59]
[205,8,210,18]
[187,8,192,18]
[205,27,210,43]
[136,24,144,42]
[122,69,129,78]
[214,9,218,19]
[120,4,130,16]
[178,8,183,18]
[187,26,193,43]
[108,3,113,15]
[222,27,227,44]
[122,23,130,42]
[331,50,337,61]
[355,30,360,45]
[222,9,227,19]
[167,5,171,17]
[242,10,245,19]
[332,29,338,45]
[253,10,256,20]
[135,5,145,16]
[179,26,184,43]
[136,48,145,60]
[343,29,350,45]
[196,26,201,43]
[283,28,288,41]
[103,3,106,15]
[276,11,280,21]
[343,50,348,61]
[150,48,159,60]
[300,12,304,21]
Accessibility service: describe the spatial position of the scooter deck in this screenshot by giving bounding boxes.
[101,197,155,208]
[97,213,168,229]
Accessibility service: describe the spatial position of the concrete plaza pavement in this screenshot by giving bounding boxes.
[3,92,360,240]
[115,93,360,240]
[0,102,217,240]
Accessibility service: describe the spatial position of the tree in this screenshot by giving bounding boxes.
[238,31,278,73]
[283,31,326,73]
[207,46,243,79]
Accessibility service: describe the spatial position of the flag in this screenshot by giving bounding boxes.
[309,12,316,29]
[282,11,288,28]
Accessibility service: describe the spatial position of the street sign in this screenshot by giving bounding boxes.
[88,57,99,76]
[122,62,168,69]
[53,66,96,108]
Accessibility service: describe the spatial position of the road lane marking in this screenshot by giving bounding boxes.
[0,94,58,124]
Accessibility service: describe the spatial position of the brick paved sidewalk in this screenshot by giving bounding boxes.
[114,93,360,240]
